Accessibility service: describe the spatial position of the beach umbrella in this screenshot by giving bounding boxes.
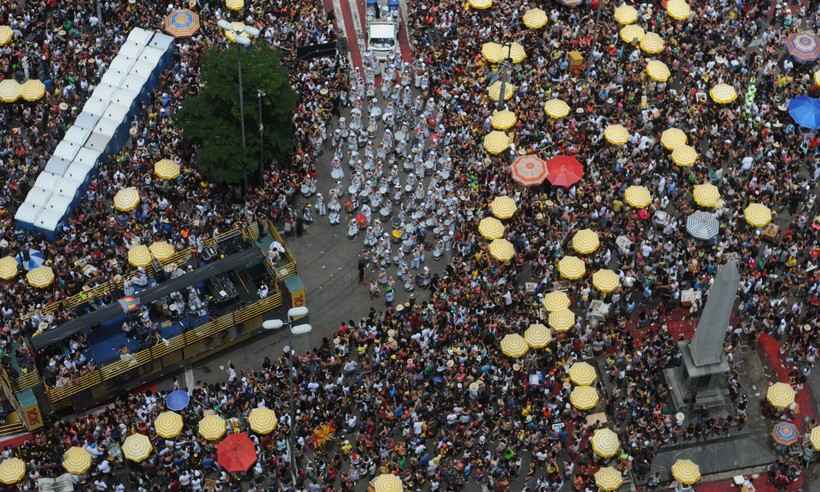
[122,434,153,463]
[624,185,651,209]
[198,414,227,441]
[481,42,505,63]
[548,309,575,332]
[543,98,570,119]
[572,229,600,255]
[709,83,737,104]
[787,96,820,130]
[499,333,529,358]
[154,159,181,180]
[225,0,244,11]
[613,4,638,25]
[542,291,570,312]
[164,9,200,38]
[217,432,257,472]
[248,407,278,435]
[692,183,720,208]
[686,211,719,240]
[0,458,25,485]
[810,426,820,451]
[546,155,584,188]
[26,266,54,288]
[640,32,664,54]
[522,8,548,29]
[604,124,630,145]
[671,459,701,485]
[591,428,620,458]
[491,109,517,130]
[592,269,620,293]
[619,24,645,43]
[666,0,691,20]
[487,80,516,101]
[766,382,795,410]
[483,131,510,155]
[478,217,505,240]
[660,128,687,150]
[0,79,20,103]
[149,241,175,262]
[468,0,492,9]
[771,421,799,446]
[594,466,623,491]
[505,42,526,64]
[524,323,551,348]
[0,26,12,46]
[113,187,140,212]
[568,362,597,386]
[510,154,548,187]
[784,32,819,63]
[645,59,670,82]
[128,245,152,268]
[558,256,586,280]
[62,447,92,475]
[0,256,17,280]
[20,80,46,102]
[154,411,183,439]
[744,203,772,228]
[671,144,698,167]
[489,196,517,219]
[489,238,515,262]
[166,389,190,411]
[569,385,599,411]
[369,474,403,492]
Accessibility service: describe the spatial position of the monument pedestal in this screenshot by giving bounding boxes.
[665,341,731,412]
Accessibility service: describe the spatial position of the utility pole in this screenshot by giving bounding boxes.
[257,89,265,170]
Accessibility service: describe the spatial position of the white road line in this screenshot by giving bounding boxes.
[184,367,195,392]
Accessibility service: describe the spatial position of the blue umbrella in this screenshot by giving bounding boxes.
[788,96,820,130]
[165,389,190,411]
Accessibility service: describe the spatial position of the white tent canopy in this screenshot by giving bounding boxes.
[35,208,64,233]
[65,162,95,184]
[105,103,131,123]
[85,133,112,154]
[63,126,93,146]
[54,140,80,163]
[24,187,53,207]
[33,172,60,191]
[92,83,118,102]
[149,32,174,52]
[44,156,71,177]
[45,194,73,212]
[127,27,153,46]
[93,118,121,137]
[73,147,102,168]
[14,202,42,226]
[83,98,108,117]
[100,70,126,88]
[53,177,82,199]
[74,112,100,130]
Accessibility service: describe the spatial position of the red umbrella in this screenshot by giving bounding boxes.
[510,154,548,187]
[546,156,584,188]
[355,213,367,226]
[216,432,257,473]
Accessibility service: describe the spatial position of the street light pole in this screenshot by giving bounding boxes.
[257,89,265,171]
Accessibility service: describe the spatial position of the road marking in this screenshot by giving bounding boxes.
[184,367,195,392]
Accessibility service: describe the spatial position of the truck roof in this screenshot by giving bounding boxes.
[369,23,395,38]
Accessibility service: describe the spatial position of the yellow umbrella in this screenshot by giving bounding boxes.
[481,42,505,63]
[660,128,687,150]
[568,361,597,386]
[572,229,600,255]
[128,245,153,268]
[692,183,720,208]
[155,411,184,439]
[248,407,278,435]
[744,203,772,228]
[20,79,46,102]
[604,124,630,145]
[505,42,526,64]
[489,238,515,262]
[667,0,691,20]
[613,4,638,25]
[499,333,529,358]
[0,79,20,103]
[810,426,820,452]
[468,0,492,9]
[624,185,652,209]
[113,187,140,212]
[198,414,227,441]
[522,8,548,29]
[62,447,92,475]
[369,473,403,492]
[671,144,698,167]
[489,196,517,219]
[0,256,18,280]
[542,291,570,312]
[671,459,701,486]
[483,131,510,155]
[569,385,599,411]
[591,428,620,458]
[544,98,570,119]
[640,32,664,54]
[709,83,737,104]
[122,433,153,463]
[619,24,645,44]
[0,26,12,46]
[0,458,25,485]
[491,110,517,130]
[645,59,671,82]
[595,466,623,491]
[478,217,505,240]
[766,382,795,409]
[154,159,181,180]
[558,256,586,280]
[548,309,575,332]
[524,323,551,349]
[592,269,621,294]
[149,241,175,261]
[487,80,516,101]
[26,266,54,288]
[225,0,244,11]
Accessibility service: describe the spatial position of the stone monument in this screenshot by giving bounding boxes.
[665,260,740,412]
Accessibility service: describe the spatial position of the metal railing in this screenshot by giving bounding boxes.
[267,220,297,279]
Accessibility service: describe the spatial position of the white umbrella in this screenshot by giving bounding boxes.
[686,211,719,240]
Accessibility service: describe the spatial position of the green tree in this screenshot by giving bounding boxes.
[175,43,297,185]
